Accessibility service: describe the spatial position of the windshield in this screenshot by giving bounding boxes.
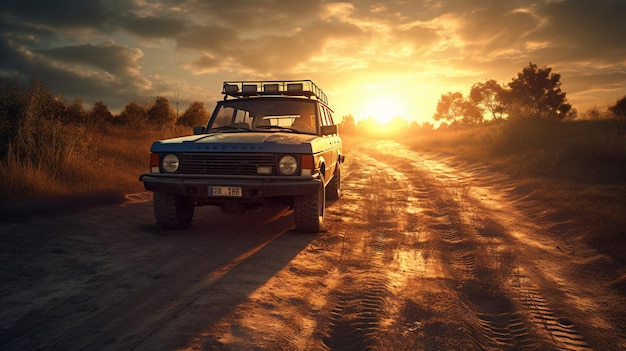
[208,98,317,134]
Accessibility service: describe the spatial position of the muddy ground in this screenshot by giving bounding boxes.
[1,140,625,350]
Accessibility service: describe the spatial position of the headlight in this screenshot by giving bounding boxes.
[278,155,298,175]
[162,154,180,173]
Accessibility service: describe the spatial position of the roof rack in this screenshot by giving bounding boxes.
[222,80,328,104]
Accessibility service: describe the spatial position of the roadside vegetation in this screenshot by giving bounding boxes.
[0,78,204,216]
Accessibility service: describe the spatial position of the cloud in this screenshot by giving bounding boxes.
[189,0,325,30]
[37,40,144,77]
[176,24,237,51]
[534,0,626,62]
[188,54,222,74]
[0,35,150,109]
[122,16,186,39]
[0,0,123,32]
[0,0,624,115]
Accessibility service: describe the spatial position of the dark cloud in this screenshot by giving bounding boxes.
[0,34,149,110]
[176,25,237,51]
[0,0,125,31]
[190,0,325,29]
[533,0,626,61]
[37,41,143,77]
[0,36,28,75]
[122,16,186,39]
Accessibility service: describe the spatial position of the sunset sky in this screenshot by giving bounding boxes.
[1,0,625,124]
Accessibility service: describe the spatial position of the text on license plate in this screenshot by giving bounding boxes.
[209,186,242,197]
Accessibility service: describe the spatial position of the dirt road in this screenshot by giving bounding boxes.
[1,140,625,350]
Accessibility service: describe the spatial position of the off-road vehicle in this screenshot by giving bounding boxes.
[139,80,344,232]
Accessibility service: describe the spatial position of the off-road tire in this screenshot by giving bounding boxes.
[294,175,325,233]
[326,165,341,200]
[153,192,194,229]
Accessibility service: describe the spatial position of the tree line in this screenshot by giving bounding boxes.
[433,62,576,126]
[0,78,213,157]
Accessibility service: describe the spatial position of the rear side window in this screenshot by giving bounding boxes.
[320,106,335,126]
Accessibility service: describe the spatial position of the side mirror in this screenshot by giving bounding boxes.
[193,126,205,135]
[320,124,338,136]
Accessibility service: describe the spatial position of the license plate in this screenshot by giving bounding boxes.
[209,186,242,197]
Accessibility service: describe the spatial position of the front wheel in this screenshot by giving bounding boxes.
[326,164,341,200]
[153,192,194,229]
[293,175,325,233]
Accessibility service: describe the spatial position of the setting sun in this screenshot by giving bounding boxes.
[356,94,410,124]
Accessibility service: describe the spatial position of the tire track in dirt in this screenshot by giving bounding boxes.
[361,140,622,350]
[316,150,480,350]
[409,157,542,350]
[412,154,596,351]
[320,168,395,350]
[515,273,593,350]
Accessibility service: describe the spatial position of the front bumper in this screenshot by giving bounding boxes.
[139,173,321,201]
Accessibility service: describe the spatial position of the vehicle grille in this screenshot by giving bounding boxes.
[181,153,274,175]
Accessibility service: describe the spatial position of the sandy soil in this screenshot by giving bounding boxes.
[1,140,625,351]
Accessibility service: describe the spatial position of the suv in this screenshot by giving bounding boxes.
[139,80,344,233]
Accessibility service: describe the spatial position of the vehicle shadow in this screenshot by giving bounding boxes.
[128,203,319,350]
[0,200,318,351]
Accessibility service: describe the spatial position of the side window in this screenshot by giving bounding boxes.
[321,106,335,126]
[325,107,335,126]
[319,106,330,127]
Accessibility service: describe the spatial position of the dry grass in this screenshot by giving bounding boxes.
[0,122,189,217]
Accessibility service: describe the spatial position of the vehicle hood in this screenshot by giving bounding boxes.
[150,132,318,153]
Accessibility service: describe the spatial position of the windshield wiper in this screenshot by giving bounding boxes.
[255,125,299,132]
[210,125,251,132]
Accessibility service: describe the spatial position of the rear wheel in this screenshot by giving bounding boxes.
[294,175,325,233]
[153,192,194,229]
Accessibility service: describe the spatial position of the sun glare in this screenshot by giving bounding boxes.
[358,94,409,125]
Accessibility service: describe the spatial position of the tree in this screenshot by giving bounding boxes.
[147,96,176,128]
[461,101,484,125]
[24,78,66,122]
[470,79,506,121]
[64,98,88,125]
[117,100,147,127]
[433,92,482,126]
[0,79,27,157]
[339,114,357,134]
[609,96,626,117]
[507,62,572,120]
[177,101,209,127]
[172,85,186,118]
[433,92,464,125]
[89,101,113,127]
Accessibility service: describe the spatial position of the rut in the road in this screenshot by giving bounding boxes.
[420,173,542,350]
[319,167,404,350]
[321,273,389,350]
[321,220,392,348]
[368,143,597,350]
[355,144,598,350]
